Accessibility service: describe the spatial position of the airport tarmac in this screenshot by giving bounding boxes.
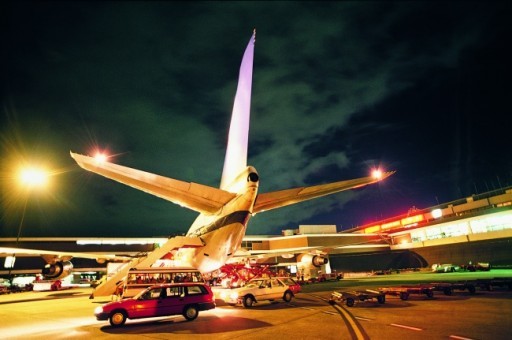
[0,270,511,339]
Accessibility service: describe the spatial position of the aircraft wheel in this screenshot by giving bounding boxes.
[243,295,255,308]
[109,310,127,327]
[183,305,199,321]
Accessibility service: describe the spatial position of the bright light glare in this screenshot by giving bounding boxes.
[372,169,383,180]
[19,168,48,187]
[431,209,443,219]
[94,153,107,164]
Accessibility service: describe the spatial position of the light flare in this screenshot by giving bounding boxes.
[19,167,49,188]
[371,169,383,180]
[94,152,108,164]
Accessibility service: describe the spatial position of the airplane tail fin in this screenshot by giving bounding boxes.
[220,31,256,191]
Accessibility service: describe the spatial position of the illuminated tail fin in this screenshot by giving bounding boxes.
[220,31,256,191]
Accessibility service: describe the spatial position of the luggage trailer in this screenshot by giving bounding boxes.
[329,289,386,307]
[379,284,435,300]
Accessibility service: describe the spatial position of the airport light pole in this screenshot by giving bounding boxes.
[6,166,49,285]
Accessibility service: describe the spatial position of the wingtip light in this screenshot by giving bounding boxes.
[94,152,108,164]
[372,169,383,180]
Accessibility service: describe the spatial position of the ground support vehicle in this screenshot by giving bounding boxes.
[379,284,434,300]
[429,281,476,295]
[329,289,385,307]
[123,267,204,298]
[432,264,461,273]
[475,278,512,291]
[32,279,64,291]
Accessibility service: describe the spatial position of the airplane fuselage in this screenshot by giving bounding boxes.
[186,166,259,272]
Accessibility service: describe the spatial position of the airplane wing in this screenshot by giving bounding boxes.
[70,152,236,215]
[0,247,133,263]
[231,246,327,260]
[252,171,395,213]
[230,233,390,262]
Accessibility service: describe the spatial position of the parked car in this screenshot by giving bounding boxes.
[217,277,295,308]
[431,263,460,273]
[277,277,301,294]
[464,262,491,271]
[94,282,215,327]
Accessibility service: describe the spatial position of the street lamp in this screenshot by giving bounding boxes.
[5,166,50,282]
[15,165,49,241]
[19,167,49,188]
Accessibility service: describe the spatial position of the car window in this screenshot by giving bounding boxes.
[167,286,185,297]
[186,285,207,295]
[271,279,283,287]
[280,278,291,285]
[141,288,162,300]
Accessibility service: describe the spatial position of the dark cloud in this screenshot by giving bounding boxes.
[1,1,511,237]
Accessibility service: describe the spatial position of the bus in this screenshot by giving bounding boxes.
[123,267,204,298]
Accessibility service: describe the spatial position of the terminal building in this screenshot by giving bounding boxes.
[1,186,511,279]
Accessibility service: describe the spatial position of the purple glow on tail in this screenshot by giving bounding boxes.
[220,31,256,190]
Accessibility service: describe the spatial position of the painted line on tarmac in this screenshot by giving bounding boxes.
[449,335,476,340]
[301,293,370,338]
[390,323,423,331]
[330,303,370,340]
[355,316,372,321]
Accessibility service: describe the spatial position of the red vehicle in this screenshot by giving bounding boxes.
[94,283,215,327]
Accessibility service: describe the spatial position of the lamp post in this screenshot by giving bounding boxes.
[6,166,49,285]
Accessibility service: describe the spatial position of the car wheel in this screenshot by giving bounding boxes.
[468,285,476,294]
[183,305,199,321]
[109,310,127,327]
[444,287,452,295]
[346,298,355,307]
[243,295,255,308]
[400,292,409,300]
[426,290,434,298]
[283,290,293,302]
[377,295,385,304]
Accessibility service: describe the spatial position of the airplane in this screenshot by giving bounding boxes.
[69,30,394,274]
[0,246,133,280]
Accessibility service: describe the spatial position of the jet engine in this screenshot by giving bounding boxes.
[297,254,329,268]
[42,261,74,279]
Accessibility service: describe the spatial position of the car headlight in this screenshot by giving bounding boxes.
[94,306,104,314]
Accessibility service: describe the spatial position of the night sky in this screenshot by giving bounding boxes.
[1,2,511,238]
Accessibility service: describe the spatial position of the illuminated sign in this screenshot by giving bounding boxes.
[364,225,381,234]
[381,220,401,230]
[401,214,424,226]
